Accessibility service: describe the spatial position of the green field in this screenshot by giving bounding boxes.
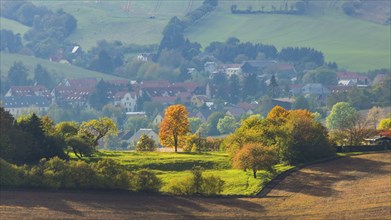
[185,1,391,71]
[32,0,202,49]
[85,150,293,196]
[0,17,30,35]
[0,52,125,80]
[28,0,391,72]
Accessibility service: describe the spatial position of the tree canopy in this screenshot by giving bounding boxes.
[159,104,190,152]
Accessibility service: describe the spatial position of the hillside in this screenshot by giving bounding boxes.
[28,0,391,72]
[0,52,124,80]
[185,0,391,71]
[0,17,29,35]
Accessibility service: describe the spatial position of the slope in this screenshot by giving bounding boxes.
[0,52,124,80]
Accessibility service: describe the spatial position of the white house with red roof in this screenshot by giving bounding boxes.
[113,92,137,112]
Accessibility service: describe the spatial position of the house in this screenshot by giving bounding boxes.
[127,128,159,149]
[301,83,330,96]
[225,107,250,118]
[152,112,164,127]
[113,92,137,112]
[272,98,295,110]
[189,110,212,122]
[204,61,218,73]
[3,96,50,117]
[223,64,243,77]
[52,86,93,107]
[58,78,97,88]
[5,85,52,99]
[365,136,391,146]
[191,95,213,108]
[337,72,370,86]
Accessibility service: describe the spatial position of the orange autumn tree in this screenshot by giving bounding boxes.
[159,104,190,152]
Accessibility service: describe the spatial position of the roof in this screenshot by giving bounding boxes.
[3,96,50,108]
[6,85,51,97]
[151,96,177,104]
[62,78,97,88]
[129,129,158,142]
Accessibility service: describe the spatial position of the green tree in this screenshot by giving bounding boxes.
[188,117,202,133]
[217,115,238,134]
[34,64,54,88]
[135,134,157,152]
[79,117,118,148]
[205,112,225,136]
[326,102,357,130]
[7,61,29,86]
[379,118,391,130]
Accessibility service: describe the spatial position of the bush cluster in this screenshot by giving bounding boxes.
[167,166,224,196]
[0,157,161,192]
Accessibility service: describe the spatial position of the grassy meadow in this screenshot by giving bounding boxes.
[83,150,293,196]
[0,17,30,35]
[0,52,125,80]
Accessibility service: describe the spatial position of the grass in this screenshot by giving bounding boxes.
[31,0,390,72]
[0,18,30,35]
[185,1,391,71]
[32,0,202,49]
[0,52,125,80]
[84,150,292,196]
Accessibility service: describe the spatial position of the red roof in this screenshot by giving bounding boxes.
[67,78,97,88]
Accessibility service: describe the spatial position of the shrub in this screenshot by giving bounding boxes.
[133,169,161,192]
[93,158,132,189]
[135,134,157,152]
[167,166,224,195]
[0,158,23,186]
[201,174,225,196]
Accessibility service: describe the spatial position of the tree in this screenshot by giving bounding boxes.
[379,118,391,130]
[326,102,357,130]
[233,143,277,178]
[188,117,202,133]
[159,104,190,152]
[34,64,54,89]
[79,117,118,148]
[135,134,157,152]
[217,115,238,134]
[205,112,225,136]
[268,74,279,98]
[366,106,383,130]
[7,61,29,86]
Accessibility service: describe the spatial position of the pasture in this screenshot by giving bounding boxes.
[84,150,293,196]
[1,152,389,219]
[28,0,391,71]
[0,52,124,80]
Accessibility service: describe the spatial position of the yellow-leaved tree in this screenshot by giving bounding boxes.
[159,104,190,152]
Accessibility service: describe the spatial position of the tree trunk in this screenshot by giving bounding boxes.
[253,169,257,178]
[174,135,178,153]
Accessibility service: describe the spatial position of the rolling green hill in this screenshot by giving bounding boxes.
[0,52,125,80]
[14,0,391,72]
[0,17,29,35]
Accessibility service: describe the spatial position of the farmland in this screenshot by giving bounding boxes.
[1,152,390,219]
[26,0,391,71]
[0,52,124,80]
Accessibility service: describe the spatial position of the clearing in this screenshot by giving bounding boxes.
[1,152,390,219]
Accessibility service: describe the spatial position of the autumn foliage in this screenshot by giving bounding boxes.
[233,143,277,178]
[159,104,190,152]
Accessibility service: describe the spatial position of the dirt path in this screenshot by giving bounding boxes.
[1,153,390,219]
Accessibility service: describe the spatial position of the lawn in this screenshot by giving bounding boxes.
[0,52,125,80]
[84,150,293,196]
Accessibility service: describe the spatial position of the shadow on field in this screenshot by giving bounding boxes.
[273,154,391,198]
[0,190,265,218]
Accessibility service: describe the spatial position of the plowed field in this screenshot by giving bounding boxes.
[1,153,390,219]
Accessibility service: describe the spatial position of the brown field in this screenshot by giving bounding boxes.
[1,152,390,219]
